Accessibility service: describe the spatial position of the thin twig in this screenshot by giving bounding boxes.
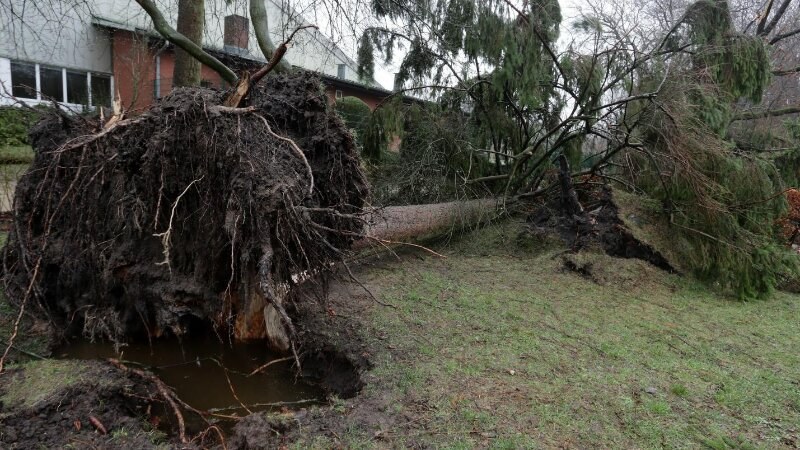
[247,356,293,377]
[223,369,252,414]
[108,358,189,444]
[253,113,314,197]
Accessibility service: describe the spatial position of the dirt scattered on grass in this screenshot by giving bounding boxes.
[525,185,675,272]
[0,359,165,449]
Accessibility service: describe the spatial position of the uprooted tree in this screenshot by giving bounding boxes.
[352,0,800,298]
[0,0,368,372]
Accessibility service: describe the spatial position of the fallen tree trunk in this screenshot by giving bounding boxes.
[1,72,368,353]
[355,199,498,249]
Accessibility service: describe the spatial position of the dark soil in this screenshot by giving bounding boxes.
[2,72,368,348]
[292,282,371,399]
[0,360,164,449]
[525,185,675,272]
[227,277,395,449]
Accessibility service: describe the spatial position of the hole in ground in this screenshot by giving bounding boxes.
[54,335,325,419]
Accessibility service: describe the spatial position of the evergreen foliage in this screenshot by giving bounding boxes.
[335,96,372,138]
[0,106,42,146]
[358,0,564,185]
[368,102,493,205]
[625,0,796,299]
[357,33,375,82]
[362,100,403,161]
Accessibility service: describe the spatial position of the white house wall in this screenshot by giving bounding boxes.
[0,1,113,74]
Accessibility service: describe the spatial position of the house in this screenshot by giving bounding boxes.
[0,0,394,112]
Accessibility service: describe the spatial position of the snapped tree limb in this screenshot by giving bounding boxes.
[250,0,291,73]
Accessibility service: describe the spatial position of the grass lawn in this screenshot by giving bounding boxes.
[0,163,29,212]
[0,145,33,164]
[299,222,800,449]
[1,218,798,448]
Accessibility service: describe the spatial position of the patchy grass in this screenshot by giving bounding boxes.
[0,145,33,164]
[0,249,50,362]
[0,163,28,212]
[0,360,102,410]
[303,220,800,448]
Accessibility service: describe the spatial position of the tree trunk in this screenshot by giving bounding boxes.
[173,0,204,87]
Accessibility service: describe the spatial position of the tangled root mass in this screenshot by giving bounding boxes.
[2,72,368,348]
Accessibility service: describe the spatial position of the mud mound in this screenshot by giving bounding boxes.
[524,185,675,272]
[0,360,160,448]
[2,72,368,349]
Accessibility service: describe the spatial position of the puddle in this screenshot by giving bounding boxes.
[55,336,325,417]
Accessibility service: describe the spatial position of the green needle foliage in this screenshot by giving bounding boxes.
[359,0,563,186]
[335,96,372,150]
[627,0,797,299]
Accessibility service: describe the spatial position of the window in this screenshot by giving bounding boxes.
[92,74,111,107]
[337,64,346,79]
[6,60,112,108]
[335,90,343,99]
[10,62,36,99]
[39,66,63,101]
[67,71,88,105]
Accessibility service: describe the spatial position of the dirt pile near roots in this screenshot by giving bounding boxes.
[0,360,161,448]
[524,184,675,272]
[2,72,368,350]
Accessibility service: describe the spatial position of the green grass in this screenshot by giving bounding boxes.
[302,221,800,448]
[0,162,29,212]
[0,359,99,410]
[0,246,50,362]
[0,145,33,164]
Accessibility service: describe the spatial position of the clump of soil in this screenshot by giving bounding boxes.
[228,412,299,449]
[292,281,371,398]
[524,184,675,272]
[1,72,368,349]
[0,360,163,448]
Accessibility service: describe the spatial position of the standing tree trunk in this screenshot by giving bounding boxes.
[173,0,204,87]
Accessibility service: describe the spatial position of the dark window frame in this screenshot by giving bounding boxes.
[8,59,113,108]
[10,61,37,99]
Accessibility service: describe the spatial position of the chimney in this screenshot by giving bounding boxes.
[224,15,249,53]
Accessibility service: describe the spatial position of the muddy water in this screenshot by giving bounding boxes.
[56,337,324,416]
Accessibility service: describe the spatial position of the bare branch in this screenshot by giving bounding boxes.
[773,64,800,76]
[250,25,318,86]
[756,0,775,35]
[761,0,793,35]
[732,105,800,121]
[769,27,800,44]
[133,0,237,84]
[250,0,291,72]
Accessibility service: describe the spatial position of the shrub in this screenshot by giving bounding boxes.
[334,96,371,147]
[0,106,44,147]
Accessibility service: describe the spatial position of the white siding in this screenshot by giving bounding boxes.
[0,1,113,74]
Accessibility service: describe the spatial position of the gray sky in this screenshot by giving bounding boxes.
[369,0,583,90]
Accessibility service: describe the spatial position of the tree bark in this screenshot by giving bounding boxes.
[250,0,291,72]
[134,0,237,84]
[173,0,205,87]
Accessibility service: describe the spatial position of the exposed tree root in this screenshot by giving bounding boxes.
[2,72,369,356]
